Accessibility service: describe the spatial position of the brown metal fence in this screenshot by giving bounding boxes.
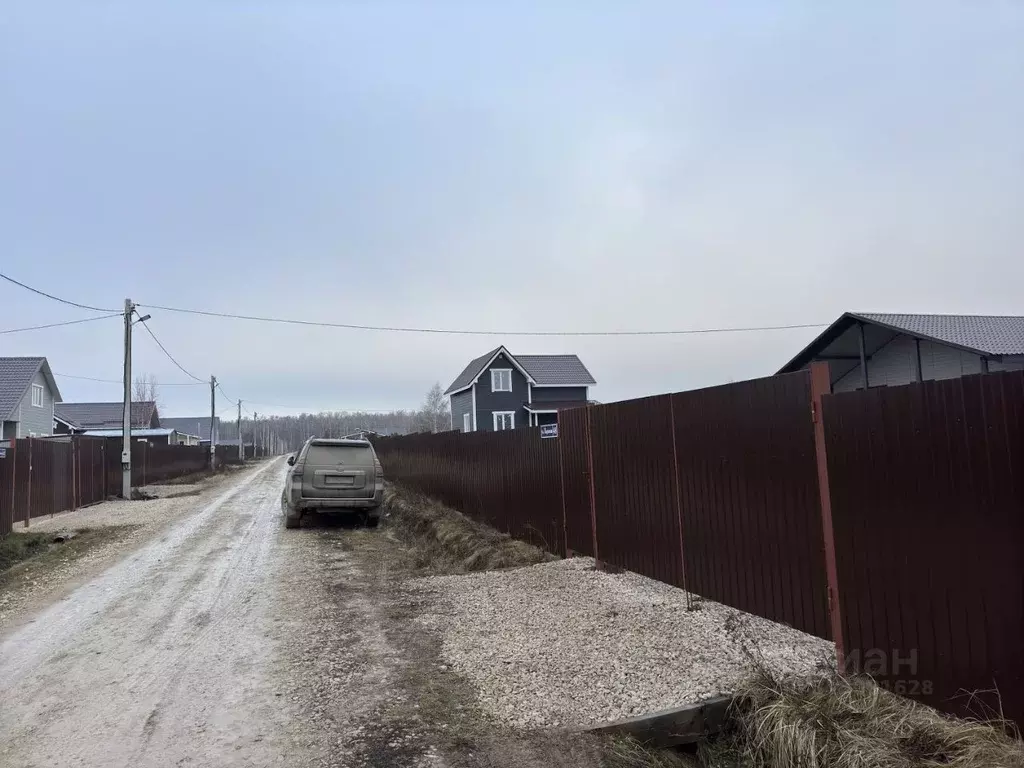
[373,366,1024,724]
[821,370,1024,723]
[375,371,830,639]
[374,429,563,553]
[1,436,215,536]
[673,373,831,639]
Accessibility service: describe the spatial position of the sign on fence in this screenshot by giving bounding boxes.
[540,424,558,439]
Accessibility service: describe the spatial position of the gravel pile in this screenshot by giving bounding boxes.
[411,557,834,730]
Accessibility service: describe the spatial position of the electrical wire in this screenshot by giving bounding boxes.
[52,372,205,386]
[215,382,236,405]
[0,272,121,313]
[137,318,205,383]
[138,302,827,337]
[0,313,121,334]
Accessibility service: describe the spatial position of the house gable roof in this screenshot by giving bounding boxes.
[0,357,61,421]
[778,312,1024,373]
[443,346,537,395]
[54,401,158,430]
[516,355,596,386]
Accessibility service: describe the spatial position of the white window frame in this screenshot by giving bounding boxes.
[31,384,44,408]
[490,369,512,393]
[463,412,471,433]
[493,411,515,431]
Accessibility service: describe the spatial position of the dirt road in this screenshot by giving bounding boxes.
[0,460,618,768]
[0,459,382,768]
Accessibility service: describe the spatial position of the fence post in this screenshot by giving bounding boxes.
[24,438,32,528]
[558,429,568,558]
[584,405,599,565]
[809,361,846,668]
[10,438,17,525]
[669,396,691,608]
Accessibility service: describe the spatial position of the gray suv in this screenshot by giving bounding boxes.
[282,438,384,529]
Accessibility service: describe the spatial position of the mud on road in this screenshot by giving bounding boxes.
[0,460,607,768]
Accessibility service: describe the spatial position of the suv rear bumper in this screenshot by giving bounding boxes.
[295,497,380,511]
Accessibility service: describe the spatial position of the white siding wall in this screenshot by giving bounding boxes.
[833,334,992,392]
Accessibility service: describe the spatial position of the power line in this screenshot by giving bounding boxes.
[215,382,236,404]
[0,313,121,335]
[138,302,827,337]
[0,272,120,313]
[137,318,205,383]
[52,372,205,386]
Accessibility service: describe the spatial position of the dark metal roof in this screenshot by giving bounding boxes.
[517,355,596,386]
[856,313,1024,355]
[523,401,588,412]
[444,348,595,394]
[779,312,1024,373]
[444,347,502,395]
[55,401,158,430]
[0,357,61,421]
[160,416,221,439]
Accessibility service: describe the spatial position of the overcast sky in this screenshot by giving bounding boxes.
[2,2,1022,417]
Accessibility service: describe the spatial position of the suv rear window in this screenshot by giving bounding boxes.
[304,445,374,465]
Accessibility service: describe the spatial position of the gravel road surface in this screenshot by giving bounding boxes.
[0,459,406,768]
[414,557,834,729]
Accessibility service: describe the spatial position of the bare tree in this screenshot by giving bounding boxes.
[132,374,160,409]
[416,382,450,433]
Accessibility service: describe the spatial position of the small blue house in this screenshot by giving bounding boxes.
[444,346,596,432]
[0,357,62,439]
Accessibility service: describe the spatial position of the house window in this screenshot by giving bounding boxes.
[463,413,471,432]
[31,384,44,408]
[491,369,512,392]
[493,411,515,431]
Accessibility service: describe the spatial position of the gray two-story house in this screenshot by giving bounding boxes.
[0,357,62,438]
[444,346,596,432]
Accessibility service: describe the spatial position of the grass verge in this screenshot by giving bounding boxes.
[382,484,553,574]
[0,525,142,587]
[698,670,1024,768]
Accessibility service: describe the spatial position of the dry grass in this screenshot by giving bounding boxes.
[602,737,701,768]
[701,670,1024,768]
[382,484,552,574]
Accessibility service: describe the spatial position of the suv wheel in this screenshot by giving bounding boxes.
[284,514,302,529]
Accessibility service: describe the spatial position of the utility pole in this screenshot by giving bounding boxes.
[210,376,217,469]
[122,298,133,499]
[253,412,259,457]
[237,400,243,462]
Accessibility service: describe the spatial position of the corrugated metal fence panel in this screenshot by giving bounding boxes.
[589,395,685,587]
[374,429,564,555]
[144,444,209,484]
[558,407,593,557]
[28,439,73,518]
[823,371,1024,722]
[73,437,108,506]
[672,372,830,639]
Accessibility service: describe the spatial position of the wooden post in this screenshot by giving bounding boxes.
[809,362,846,667]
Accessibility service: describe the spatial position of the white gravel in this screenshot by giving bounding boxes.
[412,557,834,730]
